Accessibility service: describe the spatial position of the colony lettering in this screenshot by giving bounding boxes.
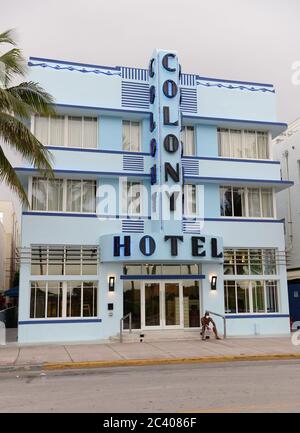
[149,51,182,213]
[113,234,223,258]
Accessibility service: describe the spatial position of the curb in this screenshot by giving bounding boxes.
[1,353,299,374]
[44,353,300,371]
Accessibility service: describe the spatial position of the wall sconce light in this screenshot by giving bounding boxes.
[108,276,115,292]
[210,275,217,291]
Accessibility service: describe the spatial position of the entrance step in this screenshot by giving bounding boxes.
[110,329,202,343]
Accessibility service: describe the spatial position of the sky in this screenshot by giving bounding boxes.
[1,0,300,123]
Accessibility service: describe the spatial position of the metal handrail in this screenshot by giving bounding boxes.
[207,310,227,339]
[120,312,132,343]
[0,306,17,313]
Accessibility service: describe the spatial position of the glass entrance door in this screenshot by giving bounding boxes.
[144,282,160,327]
[164,282,181,327]
[142,281,182,329]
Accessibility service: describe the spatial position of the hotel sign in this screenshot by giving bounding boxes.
[149,49,182,224]
[99,234,223,263]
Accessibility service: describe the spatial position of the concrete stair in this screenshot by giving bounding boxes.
[110,329,202,343]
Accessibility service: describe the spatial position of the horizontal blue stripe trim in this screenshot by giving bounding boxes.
[54,103,150,115]
[46,146,150,156]
[205,217,284,223]
[225,314,289,319]
[183,156,280,165]
[23,212,151,220]
[23,211,97,218]
[196,75,274,88]
[182,114,287,129]
[29,56,120,71]
[185,175,293,186]
[19,318,102,325]
[15,167,150,177]
[121,275,205,280]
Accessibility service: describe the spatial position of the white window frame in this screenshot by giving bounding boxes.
[224,248,278,276]
[30,177,97,214]
[181,125,196,156]
[30,280,98,319]
[183,184,198,217]
[218,128,270,160]
[30,245,99,276]
[224,279,280,315]
[122,180,143,216]
[33,115,98,149]
[220,186,275,219]
[122,120,141,152]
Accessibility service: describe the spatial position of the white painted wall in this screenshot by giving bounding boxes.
[273,119,300,273]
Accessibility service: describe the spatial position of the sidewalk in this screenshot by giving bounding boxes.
[1,336,300,371]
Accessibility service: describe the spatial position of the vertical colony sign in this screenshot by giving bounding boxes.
[149,50,183,230]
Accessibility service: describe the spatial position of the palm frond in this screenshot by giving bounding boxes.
[0,112,54,176]
[0,145,29,205]
[0,87,32,118]
[0,48,26,86]
[7,81,55,116]
[0,29,16,46]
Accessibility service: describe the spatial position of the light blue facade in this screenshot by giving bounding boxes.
[16,50,292,343]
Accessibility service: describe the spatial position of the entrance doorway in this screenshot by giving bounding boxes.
[142,281,181,328]
[141,281,201,329]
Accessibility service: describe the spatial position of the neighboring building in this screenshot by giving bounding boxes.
[273,118,300,325]
[0,201,20,294]
[15,49,292,343]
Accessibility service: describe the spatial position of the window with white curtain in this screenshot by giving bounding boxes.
[122,120,141,152]
[31,177,96,213]
[34,115,98,148]
[66,180,96,213]
[181,126,195,156]
[218,128,269,159]
[122,181,142,215]
[32,177,63,211]
[184,184,197,216]
[220,186,274,218]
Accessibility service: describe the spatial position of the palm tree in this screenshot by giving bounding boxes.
[0,29,54,205]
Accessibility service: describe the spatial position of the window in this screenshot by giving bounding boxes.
[31,178,96,213]
[224,248,279,315]
[32,178,63,212]
[31,245,99,276]
[218,128,269,160]
[30,281,98,318]
[67,180,96,213]
[122,181,142,215]
[220,186,274,218]
[122,120,141,152]
[224,280,279,314]
[181,126,195,156]
[184,184,197,217]
[224,248,278,276]
[224,281,250,314]
[220,186,246,217]
[34,115,98,148]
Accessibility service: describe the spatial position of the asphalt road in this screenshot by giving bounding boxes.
[1,360,300,413]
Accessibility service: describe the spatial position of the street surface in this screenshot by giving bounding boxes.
[1,360,300,412]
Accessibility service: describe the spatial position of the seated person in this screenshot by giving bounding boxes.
[201,311,221,340]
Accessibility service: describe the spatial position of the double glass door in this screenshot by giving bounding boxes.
[142,281,183,328]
